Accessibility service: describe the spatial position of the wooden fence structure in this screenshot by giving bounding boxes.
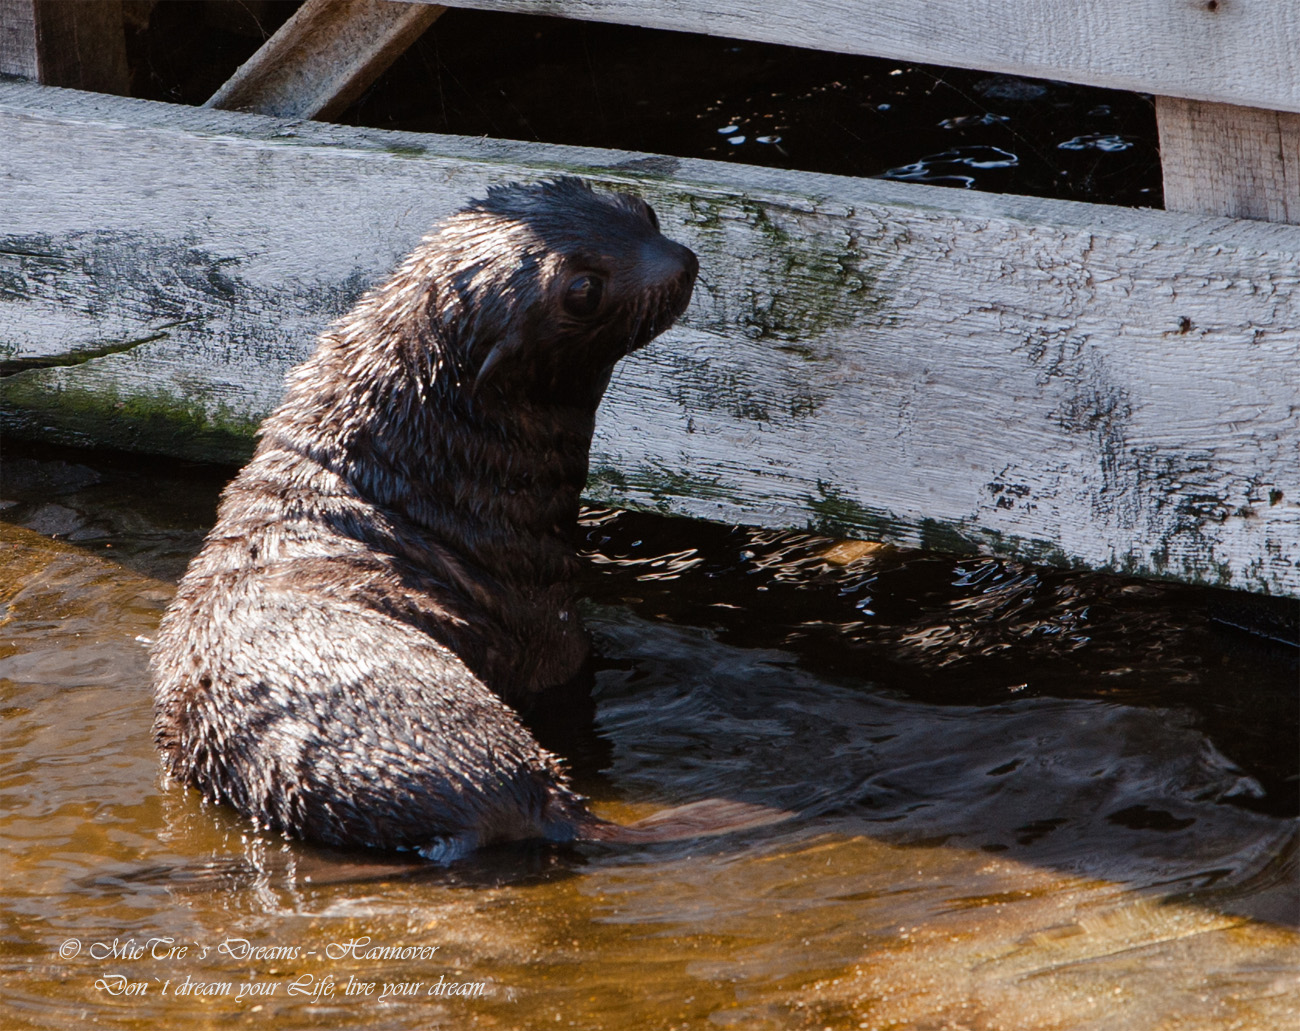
[1,0,1297,597]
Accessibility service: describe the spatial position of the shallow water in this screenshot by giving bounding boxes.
[1,443,1297,1030]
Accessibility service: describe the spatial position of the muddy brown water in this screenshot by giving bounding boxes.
[1,442,1296,1030]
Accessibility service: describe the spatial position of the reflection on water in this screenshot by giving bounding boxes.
[1,442,1297,1029]
[881,145,1020,188]
[1058,133,1134,153]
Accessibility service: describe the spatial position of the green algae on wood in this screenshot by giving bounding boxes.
[1,372,259,465]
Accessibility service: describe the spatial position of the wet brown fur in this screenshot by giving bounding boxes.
[151,179,698,862]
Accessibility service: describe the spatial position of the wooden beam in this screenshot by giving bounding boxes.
[0,0,39,79]
[1157,97,1300,225]
[205,0,445,120]
[2,82,1298,596]
[0,0,127,94]
[411,0,1300,115]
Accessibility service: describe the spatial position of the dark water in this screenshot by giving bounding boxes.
[1,442,1296,1029]
[126,5,1161,207]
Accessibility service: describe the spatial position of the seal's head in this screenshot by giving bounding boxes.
[419,177,698,405]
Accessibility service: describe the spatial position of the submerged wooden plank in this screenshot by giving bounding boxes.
[1,82,1297,596]
[1157,97,1300,225]
[206,0,445,120]
[423,0,1300,115]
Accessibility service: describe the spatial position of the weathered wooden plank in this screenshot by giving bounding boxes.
[1,82,1297,596]
[0,0,128,93]
[420,0,1300,115]
[1157,97,1300,225]
[206,0,445,120]
[0,0,39,79]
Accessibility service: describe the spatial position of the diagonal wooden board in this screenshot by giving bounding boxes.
[205,0,446,120]
[1,81,1297,595]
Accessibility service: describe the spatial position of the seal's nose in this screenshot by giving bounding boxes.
[676,242,700,285]
[671,243,699,314]
[642,237,702,287]
[639,236,698,311]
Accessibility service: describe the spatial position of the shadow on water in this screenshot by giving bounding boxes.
[581,608,1297,928]
[570,507,1298,932]
[575,509,1299,819]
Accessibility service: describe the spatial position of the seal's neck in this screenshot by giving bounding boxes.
[263,302,605,587]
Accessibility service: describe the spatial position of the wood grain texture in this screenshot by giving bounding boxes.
[0,1,39,79]
[406,0,1300,115]
[1,82,1297,595]
[206,0,445,120]
[1158,97,1300,225]
[0,0,127,93]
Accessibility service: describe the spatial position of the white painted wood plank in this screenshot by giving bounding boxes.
[1,82,1297,596]
[418,0,1300,115]
[207,0,445,120]
[1158,97,1300,225]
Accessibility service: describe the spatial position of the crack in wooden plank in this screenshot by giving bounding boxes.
[0,328,177,377]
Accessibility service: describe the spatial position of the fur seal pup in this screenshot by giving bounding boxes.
[151,178,705,862]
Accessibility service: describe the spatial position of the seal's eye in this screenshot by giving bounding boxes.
[563,274,604,318]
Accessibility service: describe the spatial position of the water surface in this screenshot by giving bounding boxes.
[126,4,1162,206]
[1,443,1296,1029]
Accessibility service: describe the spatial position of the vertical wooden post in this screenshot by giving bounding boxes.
[1156,97,1300,225]
[0,0,39,79]
[0,0,128,94]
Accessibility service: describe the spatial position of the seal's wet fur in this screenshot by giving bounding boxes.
[151,179,699,862]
